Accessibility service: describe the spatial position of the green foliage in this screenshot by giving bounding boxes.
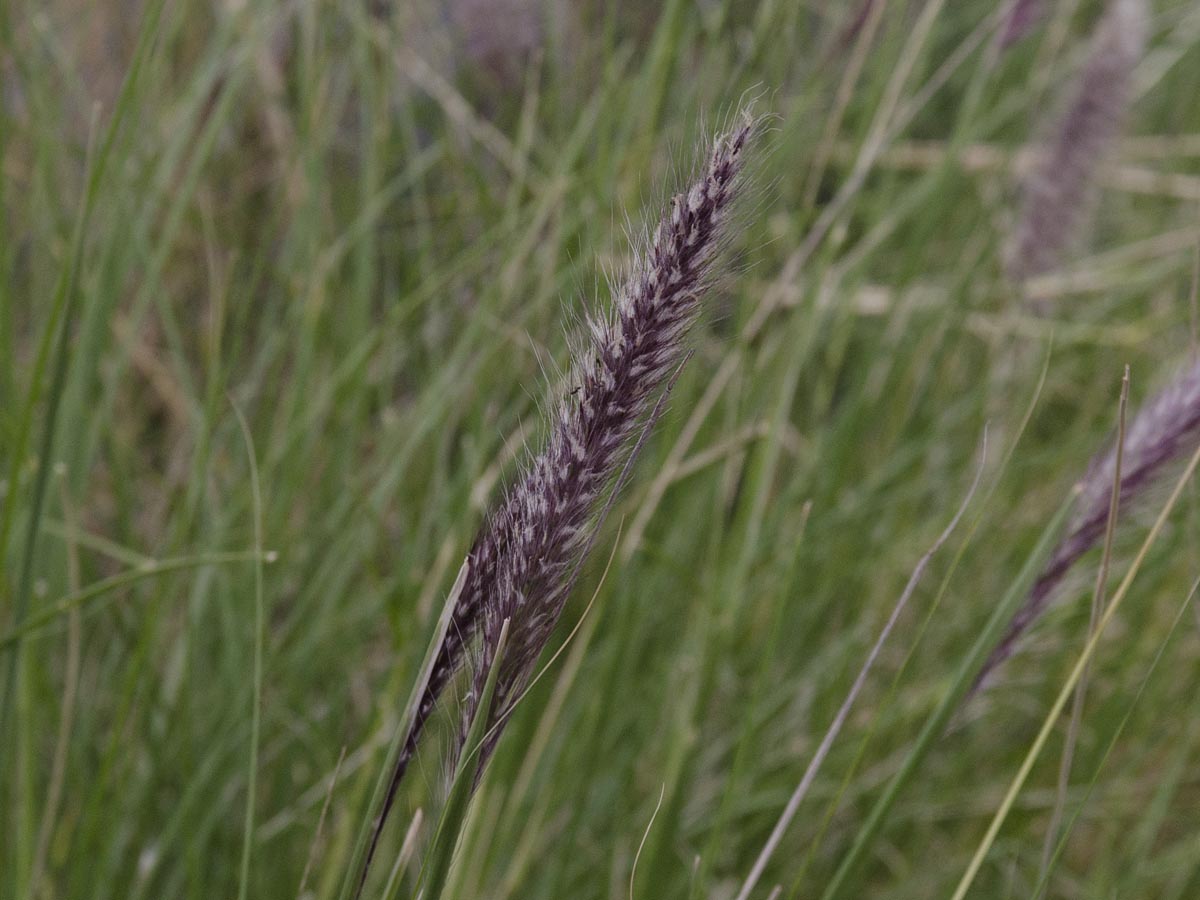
[3,1,1200,898]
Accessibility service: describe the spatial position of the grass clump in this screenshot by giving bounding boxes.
[3,1,1200,899]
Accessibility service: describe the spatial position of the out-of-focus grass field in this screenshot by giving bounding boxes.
[4,1,1200,897]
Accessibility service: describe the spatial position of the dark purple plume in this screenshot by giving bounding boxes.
[457,114,757,772]
[355,113,757,891]
[975,359,1200,693]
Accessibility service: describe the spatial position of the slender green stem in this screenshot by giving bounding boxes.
[232,401,266,900]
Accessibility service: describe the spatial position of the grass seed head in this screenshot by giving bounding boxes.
[1005,0,1146,283]
[457,112,758,771]
[977,357,1200,691]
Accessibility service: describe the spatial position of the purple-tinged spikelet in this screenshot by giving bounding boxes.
[1005,0,1145,283]
[975,360,1200,691]
[457,114,756,770]
[356,114,756,889]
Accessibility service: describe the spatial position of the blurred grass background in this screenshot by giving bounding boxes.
[3,0,1200,897]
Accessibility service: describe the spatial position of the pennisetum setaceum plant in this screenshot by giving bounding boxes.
[11,2,1200,897]
[973,0,1154,690]
[347,109,760,897]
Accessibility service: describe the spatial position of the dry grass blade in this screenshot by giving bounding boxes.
[629,785,666,900]
[951,439,1200,900]
[735,425,988,900]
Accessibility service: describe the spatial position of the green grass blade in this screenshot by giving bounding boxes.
[0,0,167,785]
[1033,573,1200,898]
[414,618,511,900]
[232,401,266,900]
[337,558,471,900]
[0,551,265,649]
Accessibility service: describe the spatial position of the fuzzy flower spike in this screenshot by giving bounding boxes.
[357,113,756,889]
[976,358,1200,692]
[1005,0,1146,283]
[457,114,756,770]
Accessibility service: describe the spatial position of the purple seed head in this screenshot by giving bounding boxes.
[361,116,758,870]
[976,358,1200,692]
[447,0,544,78]
[457,113,757,770]
[1005,0,1146,283]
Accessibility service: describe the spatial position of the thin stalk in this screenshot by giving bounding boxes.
[736,427,987,900]
[1036,366,1130,893]
[233,401,267,900]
